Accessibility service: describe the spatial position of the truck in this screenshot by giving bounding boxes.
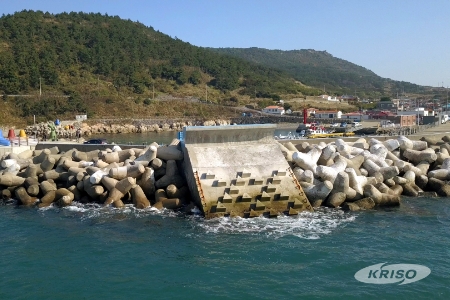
[380,120,396,127]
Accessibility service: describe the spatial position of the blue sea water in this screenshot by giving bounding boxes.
[2,128,449,299]
[0,197,449,299]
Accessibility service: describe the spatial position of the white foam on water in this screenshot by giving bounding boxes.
[33,201,355,239]
[64,204,88,212]
[196,208,356,239]
[38,205,54,211]
[59,202,177,223]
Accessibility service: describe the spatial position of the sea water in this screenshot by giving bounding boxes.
[1,130,449,299]
[1,197,449,299]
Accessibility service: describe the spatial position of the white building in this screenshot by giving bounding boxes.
[397,108,431,117]
[341,112,363,121]
[319,95,339,102]
[75,114,87,121]
[314,110,342,119]
[262,106,285,115]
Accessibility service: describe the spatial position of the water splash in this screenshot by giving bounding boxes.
[196,208,356,239]
[34,202,355,239]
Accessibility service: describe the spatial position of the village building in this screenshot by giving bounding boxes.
[341,112,364,121]
[313,110,342,119]
[397,108,434,117]
[385,115,417,127]
[262,106,285,115]
[366,110,396,119]
[376,99,397,112]
[319,95,339,102]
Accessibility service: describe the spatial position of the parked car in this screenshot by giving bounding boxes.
[83,138,108,144]
[340,122,348,127]
[351,122,362,127]
[330,123,340,127]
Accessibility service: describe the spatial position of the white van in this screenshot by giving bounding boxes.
[351,121,362,127]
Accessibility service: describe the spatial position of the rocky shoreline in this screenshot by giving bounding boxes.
[22,119,234,140]
[21,119,303,141]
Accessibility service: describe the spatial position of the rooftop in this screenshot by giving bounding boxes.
[265,106,284,109]
[316,110,339,113]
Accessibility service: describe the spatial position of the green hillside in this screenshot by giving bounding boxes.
[0,10,323,125]
[0,10,444,128]
[210,47,430,98]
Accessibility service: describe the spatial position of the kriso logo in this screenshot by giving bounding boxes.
[355,263,430,285]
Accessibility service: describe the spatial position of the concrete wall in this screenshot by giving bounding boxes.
[181,124,312,218]
[0,145,34,157]
[183,124,277,144]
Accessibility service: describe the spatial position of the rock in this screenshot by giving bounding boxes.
[342,202,360,211]
[325,192,346,208]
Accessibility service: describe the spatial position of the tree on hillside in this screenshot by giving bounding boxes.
[0,10,305,99]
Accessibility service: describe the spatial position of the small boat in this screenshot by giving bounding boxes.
[274,131,306,140]
[306,125,332,136]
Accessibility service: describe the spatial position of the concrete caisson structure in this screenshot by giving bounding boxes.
[181,124,313,218]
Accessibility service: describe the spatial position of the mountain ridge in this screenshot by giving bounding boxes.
[209,47,431,98]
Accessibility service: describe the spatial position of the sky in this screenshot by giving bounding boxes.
[2,0,449,87]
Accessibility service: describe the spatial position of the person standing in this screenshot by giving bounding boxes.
[76,128,81,142]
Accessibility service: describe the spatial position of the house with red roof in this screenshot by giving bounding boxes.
[262,106,285,115]
[366,111,396,119]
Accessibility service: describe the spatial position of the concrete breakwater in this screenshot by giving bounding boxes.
[0,124,313,218]
[0,141,194,213]
[278,134,450,211]
[2,124,450,217]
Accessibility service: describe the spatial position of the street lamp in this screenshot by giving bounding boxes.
[447,86,448,113]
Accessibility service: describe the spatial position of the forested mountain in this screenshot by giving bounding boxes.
[211,48,429,97]
[0,10,440,126]
[0,10,307,99]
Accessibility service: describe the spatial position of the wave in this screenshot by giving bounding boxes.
[196,208,356,239]
[33,202,356,239]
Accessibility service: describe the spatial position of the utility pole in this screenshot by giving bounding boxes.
[152,83,155,100]
[416,98,419,125]
[39,77,42,97]
[206,84,208,102]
